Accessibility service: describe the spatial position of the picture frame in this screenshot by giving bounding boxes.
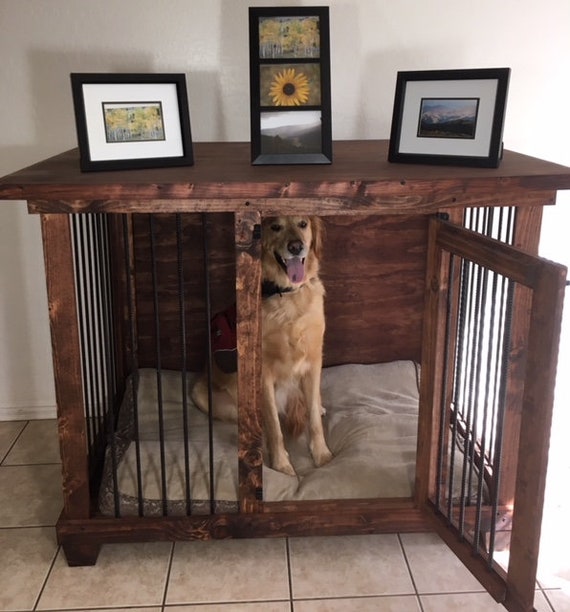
[70,73,193,172]
[388,68,510,168]
[249,6,332,165]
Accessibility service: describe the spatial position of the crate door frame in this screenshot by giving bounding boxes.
[416,216,567,611]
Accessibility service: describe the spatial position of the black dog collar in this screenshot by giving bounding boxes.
[262,280,296,298]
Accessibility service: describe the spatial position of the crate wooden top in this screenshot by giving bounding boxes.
[1,140,569,214]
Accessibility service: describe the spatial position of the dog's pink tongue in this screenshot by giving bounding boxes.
[286,257,305,283]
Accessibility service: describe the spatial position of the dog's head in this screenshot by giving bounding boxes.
[261,216,323,288]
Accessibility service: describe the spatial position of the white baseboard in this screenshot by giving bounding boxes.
[0,404,57,421]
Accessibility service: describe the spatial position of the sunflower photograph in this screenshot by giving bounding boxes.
[260,64,321,107]
[249,7,331,164]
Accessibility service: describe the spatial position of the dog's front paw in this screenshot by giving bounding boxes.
[311,442,333,467]
[271,450,297,476]
[273,459,297,477]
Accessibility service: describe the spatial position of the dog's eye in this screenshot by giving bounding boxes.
[270,223,282,232]
[298,220,308,229]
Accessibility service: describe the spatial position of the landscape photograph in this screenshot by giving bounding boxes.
[260,110,322,155]
[417,97,480,139]
[258,15,320,59]
[103,101,165,143]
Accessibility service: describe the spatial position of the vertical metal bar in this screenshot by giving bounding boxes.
[123,214,144,517]
[473,267,501,552]
[490,272,508,465]
[149,214,169,516]
[176,213,193,515]
[488,280,515,567]
[101,215,114,418]
[86,215,103,433]
[507,206,515,245]
[201,213,216,514]
[436,254,455,511]
[71,216,93,459]
[91,214,108,444]
[446,256,470,523]
[458,260,481,535]
[96,214,120,514]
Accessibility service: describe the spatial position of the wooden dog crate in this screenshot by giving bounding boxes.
[1,140,569,611]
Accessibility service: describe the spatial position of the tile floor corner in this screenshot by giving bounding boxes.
[1,419,569,611]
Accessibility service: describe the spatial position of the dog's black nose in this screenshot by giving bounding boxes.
[287,240,304,256]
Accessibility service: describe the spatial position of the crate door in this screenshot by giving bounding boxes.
[416,216,566,611]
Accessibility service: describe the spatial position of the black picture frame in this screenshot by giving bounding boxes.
[70,73,193,172]
[249,6,332,165]
[388,68,510,168]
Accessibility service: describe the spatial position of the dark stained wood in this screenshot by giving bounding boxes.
[129,213,427,370]
[39,213,90,519]
[6,143,569,610]
[495,206,544,508]
[60,540,102,567]
[420,218,568,611]
[435,221,549,286]
[235,210,263,513]
[428,507,507,604]
[1,141,568,214]
[505,259,567,612]
[56,503,432,555]
[415,217,449,506]
[321,215,427,365]
[129,213,235,370]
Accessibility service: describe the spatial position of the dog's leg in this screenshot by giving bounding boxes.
[302,366,333,467]
[263,378,296,476]
[191,371,238,422]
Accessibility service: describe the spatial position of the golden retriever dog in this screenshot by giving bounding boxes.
[191,216,333,476]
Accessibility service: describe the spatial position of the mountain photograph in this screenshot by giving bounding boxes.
[260,110,322,155]
[418,97,480,139]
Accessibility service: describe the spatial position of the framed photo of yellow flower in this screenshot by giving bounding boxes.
[249,7,332,165]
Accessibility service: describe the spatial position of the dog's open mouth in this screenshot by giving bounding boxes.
[275,252,305,283]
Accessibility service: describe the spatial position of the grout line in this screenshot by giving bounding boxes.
[32,541,61,611]
[286,537,294,610]
[397,534,426,612]
[0,461,62,467]
[161,541,176,609]
[0,419,29,465]
[538,585,558,612]
[0,524,59,531]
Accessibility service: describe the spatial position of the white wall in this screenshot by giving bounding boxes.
[0,0,568,417]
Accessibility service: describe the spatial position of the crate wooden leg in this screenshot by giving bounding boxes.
[61,540,102,567]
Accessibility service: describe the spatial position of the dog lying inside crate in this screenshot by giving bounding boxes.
[191,215,333,476]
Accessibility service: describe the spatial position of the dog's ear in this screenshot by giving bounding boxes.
[310,217,325,258]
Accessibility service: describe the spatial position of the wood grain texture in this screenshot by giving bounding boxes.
[321,215,427,365]
[131,213,236,371]
[129,213,427,370]
[15,142,568,601]
[506,259,567,612]
[56,503,431,556]
[420,217,568,612]
[40,213,90,519]
[415,216,448,506]
[1,141,568,214]
[235,210,263,513]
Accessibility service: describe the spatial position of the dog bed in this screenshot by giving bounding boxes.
[98,361,481,516]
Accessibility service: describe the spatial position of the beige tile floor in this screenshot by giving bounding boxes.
[1,419,569,612]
